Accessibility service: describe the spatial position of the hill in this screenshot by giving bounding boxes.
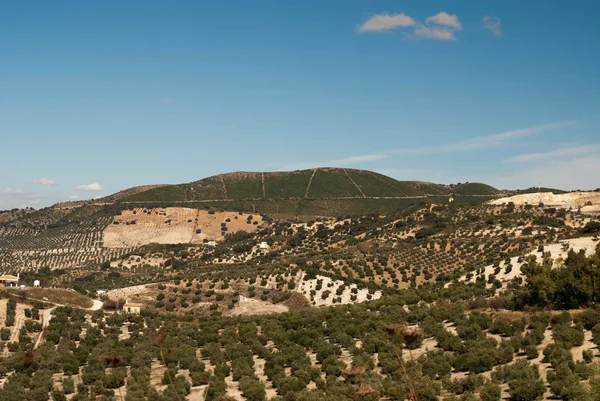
[513,186,567,195]
[0,168,504,272]
[122,168,498,202]
[116,168,500,218]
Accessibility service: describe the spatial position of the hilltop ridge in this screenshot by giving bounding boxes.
[118,167,500,203]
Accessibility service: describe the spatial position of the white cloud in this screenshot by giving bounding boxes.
[358,11,463,41]
[426,12,462,30]
[75,182,103,191]
[413,25,457,41]
[282,153,387,170]
[395,120,578,154]
[162,97,175,104]
[69,195,80,200]
[32,177,56,186]
[357,13,416,32]
[504,144,600,163]
[482,15,502,37]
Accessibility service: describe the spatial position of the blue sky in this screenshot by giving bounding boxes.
[1,1,599,209]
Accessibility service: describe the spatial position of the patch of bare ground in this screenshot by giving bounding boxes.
[188,384,208,401]
[296,273,382,307]
[150,359,168,393]
[453,236,598,289]
[488,191,600,209]
[0,299,7,326]
[573,330,596,362]
[106,284,149,302]
[225,372,244,400]
[403,336,438,361]
[253,355,277,400]
[5,288,93,309]
[227,295,289,316]
[103,208,264,248]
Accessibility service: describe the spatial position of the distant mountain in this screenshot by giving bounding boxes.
[120,168,499,203]
[512,187,567,195]
[110,168,500,217]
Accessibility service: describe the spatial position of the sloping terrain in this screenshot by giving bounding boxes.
[488,191,600,213]
[120,168,497,202]
[0,169,504,272]
[103,208,264,248]
[1,178,600,400]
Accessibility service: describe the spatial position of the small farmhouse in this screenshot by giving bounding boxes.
[259,241,270,250]
[123,300,142,314]
[0,274,19,287]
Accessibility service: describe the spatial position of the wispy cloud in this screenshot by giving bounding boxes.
[162,97,175,104]
[505,144,600,163]
[358,11,462,41]
[426,12,462,30]
[357,13,415,32]
[394,120,578,154]
[482,15,502,37]
[282,153,387,170]
[32,177,56,186]
[75,182,103,191]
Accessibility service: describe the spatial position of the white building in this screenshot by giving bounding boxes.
[123,300,142,314]
[33,280,40,288]
[0,274,19,287]
[96,289,107,295]
[259,242,270,250]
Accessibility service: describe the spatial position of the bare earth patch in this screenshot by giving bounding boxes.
[488,191,600,212]
[103,208,264,248]
[227,295,289,316]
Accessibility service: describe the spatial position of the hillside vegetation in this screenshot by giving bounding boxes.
[1,171,600,400]
[121,168,499,203]
[116,168,499,219]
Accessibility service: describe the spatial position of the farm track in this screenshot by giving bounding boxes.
[344,168,366,198]
[305,168,318,198]
[365,170,409,196]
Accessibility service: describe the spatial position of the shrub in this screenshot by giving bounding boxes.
[524,345,538,360]
[480,383,501,401]
[239,376,266,401]
[508,379,545,401]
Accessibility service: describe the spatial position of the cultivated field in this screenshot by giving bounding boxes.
[103,208,264,248]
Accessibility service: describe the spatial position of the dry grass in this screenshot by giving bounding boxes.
[6,288,93,309]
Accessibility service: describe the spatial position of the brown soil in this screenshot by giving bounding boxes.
[103,207,264,247]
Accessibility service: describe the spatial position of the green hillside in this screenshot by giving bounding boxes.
[451,182,500,196]
[122,168,468,203]
[513,187,567,195]
[115,168,500,217]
